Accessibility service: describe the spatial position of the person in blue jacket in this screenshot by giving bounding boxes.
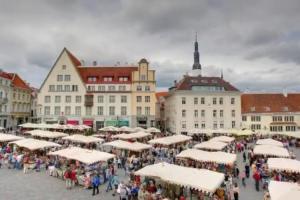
[92,173,100,196]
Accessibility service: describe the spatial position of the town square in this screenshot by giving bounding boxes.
[0,1,300,200]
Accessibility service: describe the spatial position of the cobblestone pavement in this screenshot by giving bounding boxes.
[0,147,299,200]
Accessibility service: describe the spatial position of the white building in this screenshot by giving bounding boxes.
[164,38,241,134]
[0,71,12,128]
[241,93,300,132]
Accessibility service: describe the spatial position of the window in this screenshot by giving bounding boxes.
[88,77,97,82]
[284,116,294,122]
[213,98,217,105]
[145,96,150,102]
[87,85,95,91]
[72,85,78,92]
[273,116,283,122]
[109,106,115,116]
[242,116,247,121]
[54,106,61,115]
[194,123,199,128]
[182,122,186,129]
[232,121,236,128]
[145,107,150,115]
[49,85,55,92]
[182,97,186,104]
[137,86,142,91]
[64,75,71,81]
[137,107,142,115]
[119,85,126,91]
[121,96,127,103]
[64,85,70,92]
[251,116,261,122]
[65,106,71,115]
[201,110,205,117]
[182,110,186,117]
[231,98,235,105]
[220,122,224,128]
[85,107,92,116]
[75,106,81,115]
[136,96,142,102]
[145,86,150,91]
[109,95,115,103]
[55,96,61,103]
[219,98,223,105]
[97,106,103,115]
[108,86,115,91]
[62,65,66,70]
[104,77,113,82]
[119,77,129,82]
[194,98,198,105]
[57,85,63,92]
[251,124,261,130]
[213,122,218,129]
[213,110,217,117]
[98,95,104,103]
[65,96,71,103]
[44,96,51,103]
[201,123,205,128]
[75,96,81,103]
[140,75,146,81]
[194,110,198,118]
[220,110,224,117]
[98,85,105,91]
[121,106,127,116]
[286,126,296,131]
[44,106,50,115]
[231,110,235,117]
[57,75,63,81]
[201,97,205,104]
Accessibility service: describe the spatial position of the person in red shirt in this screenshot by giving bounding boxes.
[70,169,77,188]
[253,171,261,191]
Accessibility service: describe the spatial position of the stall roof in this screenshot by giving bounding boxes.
[194,141,228,151]
[269,181,300,200]
[49,147,115,165]
[256,138,284,147]
[9,138,61,151]
[103,140,152,152]
[148,135,192,146]
[135,162,225,193]
[0,134,24,142]
[146,127,161,133]
[62,134,103,144]
[176,149,237,165]
[268,158,300,173]
[232,129,255,136]
[25,130,68,139]
[99,126,119,132]
[113,131,152,140]
[118,126,133,132]
[209,136,235,143]
[253,145,290,157]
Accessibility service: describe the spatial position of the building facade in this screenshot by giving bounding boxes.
[37,48,156,130]
[241,93,300,132]
[0,71,12,128]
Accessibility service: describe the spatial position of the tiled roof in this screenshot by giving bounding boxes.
[241,93,300,114]
[8,73,31,90]
[0,71,12,79]
[78,66,138,84]
[155,92,168,100]
[174,75,239,92]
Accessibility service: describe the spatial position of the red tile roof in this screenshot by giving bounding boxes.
[0,71,12,79]
[9,73,31,91]
[173,75,239,92]
[241,93,300,114]
[156,92,168,100]
[77,66,138,84]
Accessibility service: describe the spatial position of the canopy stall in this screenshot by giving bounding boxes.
[132,127,146,133]
[188,129,214,136]
[256,138,284,147]
[25,130,68,139]
[0,133,24,142]
[148,135,192,146]
[98,126,119,132]
[146,127,161,133]
[253,145,290,158]
[49,147,115,165]
[209,136,235,143]
[176,149,237,165]
[118,126,133,133]
[62,134,104,144]
[112,131,152,140]
[267,158,300,173]
[135,162,225,194]
[231,129,254,136]
[9,138,61,151]
[194,141,228,151]
[103,140,152,152]
[19,123,91,130]
[268,181,300,200]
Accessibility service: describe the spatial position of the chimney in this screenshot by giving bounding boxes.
[174,80,177,86]
[93,61,97,66]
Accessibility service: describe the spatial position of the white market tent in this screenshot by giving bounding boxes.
[148,135,192,146]
[194,141,228,151]
[99,126,119,132]
[209,136,235,143]
[0,133,24,142]
[146,127,161,133]
[103,140,152,152]
[232,129,254,136]
[113,131,152,140]
[25,130,68,139]
[176,149,237,165]
[49,147,115,165]
[256,138,284,147]
[135,162,225,193]
[132,127,146,133]
[188,128,214,136]
[9,138,61,151]
[253,145,290,158]
[62,134,104,144]
[268,181,300,200]
[118,126,133,132]
[267,158,300,173]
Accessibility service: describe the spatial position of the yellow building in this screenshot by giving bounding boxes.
[131,58,156,128]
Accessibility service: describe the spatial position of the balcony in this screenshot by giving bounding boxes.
[84,94,94,107]
[0,97,8,105]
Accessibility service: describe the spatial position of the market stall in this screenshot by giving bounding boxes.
[0,133,24,143]
[268,181,300,200]
[209,136,235,143]
[118,126,133,133]
[146,127,161,134]
[148,135,192,147]
[9,138,61,151]
[194,141,228,151]
[256,138,284,147]
[112,131,152,141]
[132,127,146,133]
[253,145,290,158]
[25,130,68,139]
[103,140,152,156]
[267,158,300,173]
[62,134,104,145]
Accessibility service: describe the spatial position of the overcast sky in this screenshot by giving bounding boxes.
[1,0,300,92]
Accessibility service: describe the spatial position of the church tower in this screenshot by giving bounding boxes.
[191,32,202,76]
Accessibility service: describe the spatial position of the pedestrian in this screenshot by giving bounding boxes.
[64,168,72,189]
[92,173,100,196]
[235,167,240,179]
[112,174,120,196]
[243,152,246,162]
[240,170,246,187]
[245,164,250,178]
[253,170,261,191]
[70,168,77,188]
[233,183,239,200]
[106,170,113,192]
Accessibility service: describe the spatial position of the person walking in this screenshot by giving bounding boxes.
[233,183,239,200]
[245,164,250,178]
[243,152,246,162]
[64,168,72,189]
[106,170,113,192]
[253,170,261,191]
[240,170,246,187]
[92,173,100,196]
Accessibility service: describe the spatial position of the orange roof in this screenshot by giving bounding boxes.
[9,73,31,91]
[156,92,168,100]
[0,71,12,79]
[241,93,300,114]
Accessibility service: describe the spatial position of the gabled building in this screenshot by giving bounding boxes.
[0,70,12,128]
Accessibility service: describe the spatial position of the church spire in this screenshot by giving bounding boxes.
[193,32,201,71]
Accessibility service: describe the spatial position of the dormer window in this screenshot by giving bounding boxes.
[265,106,270,112]
[104,77,113,82]
[283,106,289,112]
[119,77,129,82]
[87,76,97,82]
[250,106,256,112]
